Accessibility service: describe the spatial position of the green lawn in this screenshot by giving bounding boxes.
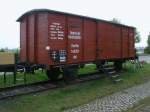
[0,63,150,112]
[0,64,97,88]
[0,70,48,88]
[78,64,97,75]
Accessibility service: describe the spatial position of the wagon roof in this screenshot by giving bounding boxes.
[17,9,135,29]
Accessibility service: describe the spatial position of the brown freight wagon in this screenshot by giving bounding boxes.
[17,9,136,81]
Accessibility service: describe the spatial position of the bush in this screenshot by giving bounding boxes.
[144,47,150,54]
[0,48,5,52]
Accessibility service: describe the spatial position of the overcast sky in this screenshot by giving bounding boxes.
[0,0,149,49]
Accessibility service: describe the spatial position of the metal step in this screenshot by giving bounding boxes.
[102,65,114,68]
[111,74,120,78]
[108,70,116,74]
[113,78,123,83]
[16,78,24,81]
[103,67,115,71]
[101,64,123,83]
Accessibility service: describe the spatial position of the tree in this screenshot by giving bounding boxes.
[147,33,150,47]
[0,48,5,52]
[111,18,121,24]
[135,30,141,43]
[144,33,150,54]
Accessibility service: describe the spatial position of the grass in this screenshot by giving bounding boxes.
[0,70,48,88]
[0,63,150,112]
[0,64,97,88]
[78,64,97,75]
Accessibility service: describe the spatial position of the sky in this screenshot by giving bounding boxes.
[0,0,149,49]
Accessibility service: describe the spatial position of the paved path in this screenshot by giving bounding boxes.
[65,81,150,112]
[138,106,150,112]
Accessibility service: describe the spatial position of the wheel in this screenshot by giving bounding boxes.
[114,61,123,71]
[96,61,106,68]
[46,68,60,81]
[80,64,85,68]
[63,67,78,84]
[96,61,106,72]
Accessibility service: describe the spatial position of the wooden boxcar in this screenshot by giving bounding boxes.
[17,9,135,81]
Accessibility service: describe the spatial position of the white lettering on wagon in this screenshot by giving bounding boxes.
[70,43,80,60]
[73,55,78,59]
[68,31,81,39]
[49,22,64,40]
[71,49,80,54]
[71,44,79,48]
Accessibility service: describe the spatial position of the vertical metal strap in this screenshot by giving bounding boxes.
[34,14,37,63]
[82,18,84,61]
[26,17,29,62]
[4,72,6,85]
[14,68,16,84]
[96,21,99,60]
[65,15,68,64]
[24,72,27,84]
[121,27,123,58]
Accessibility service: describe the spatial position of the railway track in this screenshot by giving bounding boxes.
[0,72,104,100]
